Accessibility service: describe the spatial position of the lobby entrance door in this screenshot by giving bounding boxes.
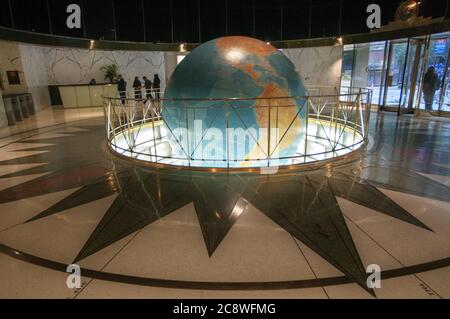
[380,37,426,115]
[417,33,450,115]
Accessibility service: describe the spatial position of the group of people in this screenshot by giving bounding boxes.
[116,73,161,105]
[112,67,441,110]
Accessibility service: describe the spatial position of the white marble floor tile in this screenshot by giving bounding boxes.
[22,132,74,140]
[342,188,450,267]
[325,274,441,299]
[102,203,315,282]
[338,197,405,270]
[78,232,140,271]
[76,279,203,299]
[0,142,55,151]
[0,107,104,140]
[0,150,50,161]
[416,266,450,298]
[0,173,49,191]
[373,275,440,299]
[0,253,90,299]
[201,287,328,299]
[0,188,79,231]
[0,195,116,264]
[324,283,374,299]
[293,240,344,279]
[0,163,47,177]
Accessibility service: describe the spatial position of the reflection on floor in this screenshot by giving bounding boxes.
[0,108,449,299]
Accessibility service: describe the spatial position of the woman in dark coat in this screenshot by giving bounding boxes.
[423,66,440,111]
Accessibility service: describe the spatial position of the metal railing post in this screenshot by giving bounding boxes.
[304,97,309,163]
[184,100,190,167]
[267,98,271,166]
[151,104,158,163]
[364,90,372,139]
[107,99,111,140]
[226,99,230,168]
[354,90,361,144]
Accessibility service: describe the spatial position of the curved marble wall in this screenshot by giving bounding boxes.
[19,44,166,91]
[283,46,343,94]
[0,40,342,128]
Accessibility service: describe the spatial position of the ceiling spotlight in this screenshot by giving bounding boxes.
[408,1,421,9]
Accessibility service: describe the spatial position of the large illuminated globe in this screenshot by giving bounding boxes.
[162,36,308,167]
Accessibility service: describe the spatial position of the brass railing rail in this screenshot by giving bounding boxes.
[103,86,372,168]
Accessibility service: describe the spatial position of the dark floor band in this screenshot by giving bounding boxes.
[0,243,448,291]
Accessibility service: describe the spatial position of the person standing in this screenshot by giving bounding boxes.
[133,76,142,100]
[422,66,440,111]
[153,74,161,101]
[117,74,127,105]
[143,76,153,100]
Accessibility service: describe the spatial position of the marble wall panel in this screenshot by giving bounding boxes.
[19,44,166,92]
[0,41,28,95]
[283,45,343,94]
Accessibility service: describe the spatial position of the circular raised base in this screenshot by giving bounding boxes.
[109,118,365,170]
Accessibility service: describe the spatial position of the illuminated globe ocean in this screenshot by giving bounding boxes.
[162,36,308,167]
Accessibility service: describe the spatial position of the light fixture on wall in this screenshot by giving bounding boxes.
[177,55,186,64]
[89,40,95,50]
[336,37,343,45]
[180,43,186,52]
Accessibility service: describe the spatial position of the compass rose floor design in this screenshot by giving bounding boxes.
[0,108,449,299]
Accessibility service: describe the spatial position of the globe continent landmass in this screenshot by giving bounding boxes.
[162,36,308,165]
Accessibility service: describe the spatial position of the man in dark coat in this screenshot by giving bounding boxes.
[133,76,142,100]
[423,66,440,111]
[117,74,127,105]
[153,74,161,101]
[143,76,153,100]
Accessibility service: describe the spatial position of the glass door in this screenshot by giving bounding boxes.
[340,42,387,105]
[382,40,408,111]
[417,34,450,113]
[381,37,427,115]
[440,60,450,112]
[398,37,426,115]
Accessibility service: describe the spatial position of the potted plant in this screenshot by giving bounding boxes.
[100,64,118,83]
